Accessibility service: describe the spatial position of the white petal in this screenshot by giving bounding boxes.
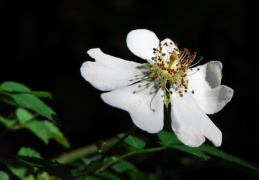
[190,61,223,89]
[188,61,234,114]
[160,38,177,51]
[126,29,159,62]
[101,81,164,133]
[80,48,148,91]
[170,90,222,147]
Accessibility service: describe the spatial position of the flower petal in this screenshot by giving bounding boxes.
[160,38,177,51]
[126,29,159,62]
[170,89,222,147]
[101,81,164,133]
[80,48,148,91]
[188,61,234,114]
[189,61,223,89]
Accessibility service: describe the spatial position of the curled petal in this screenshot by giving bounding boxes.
[101,81,164,133]
[188,61,234,114]
[81,48,148,91]
[170,89,222,147]
[126,29,159,63]
[189,61,222,89]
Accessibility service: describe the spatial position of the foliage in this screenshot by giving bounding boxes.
[0,81,259,179]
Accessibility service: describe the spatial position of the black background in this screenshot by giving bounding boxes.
[1,0,258,179]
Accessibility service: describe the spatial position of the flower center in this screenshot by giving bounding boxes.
[146,41,202,98]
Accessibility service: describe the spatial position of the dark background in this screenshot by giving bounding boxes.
[1,0,258,179]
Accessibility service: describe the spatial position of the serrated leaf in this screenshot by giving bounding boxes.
[0,171,9,180]
[44,121,70,148]
[16,156,74,180]
[0,81,31,93]
[157,130,181,145]
[18,147,41,158]
[30,91,52,99]
[22,120,50,144]
[16,108,34,123]
[10,93,57,123]
[22,120,69,148]
[199,144,259,171]
[118,134,146,149]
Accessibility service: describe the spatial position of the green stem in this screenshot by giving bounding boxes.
[96,146,167,174]
[53,137,118,164]
[53,125,136,164]
[101,125,137,161]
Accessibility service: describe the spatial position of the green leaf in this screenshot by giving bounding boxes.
[112,160,147,179]
[0,81,31,93]
[112,160,136,173]
[16,156,74,180]
[157,130,181,145]
[99,171,121,180]
[157,131,210,159]
[0,96,18,106]
[80,176,102,180]
[118,134,146,149]
[22,120,50,144]
[199,144,259,171]
[10,93,57,123]
[18,147,41,158]
[30,91,52,99]
[23,174,35,180]
[7,163,27,179]
[44,121,70,148]
[22,120,70,148]
[0,116,17,129]
[16,108,34,123]
[0,171,10,180]
[170,144,210,160]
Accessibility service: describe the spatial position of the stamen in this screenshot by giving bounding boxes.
[144,40,203,104]
[132,82,153,94]
[149,85,160,112]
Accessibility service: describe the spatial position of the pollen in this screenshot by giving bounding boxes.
[146,41,202,99]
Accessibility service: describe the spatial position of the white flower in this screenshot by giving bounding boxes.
[80,29,234,147]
